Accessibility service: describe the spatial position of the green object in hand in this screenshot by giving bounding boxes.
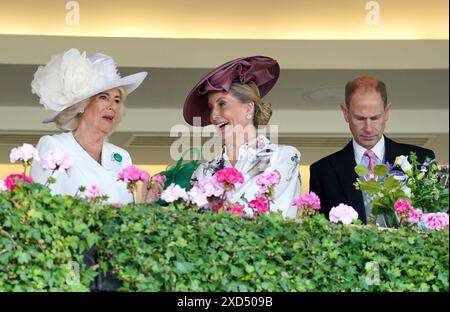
[156,148,201,205]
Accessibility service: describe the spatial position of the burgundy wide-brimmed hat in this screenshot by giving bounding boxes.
[183,56,280,126]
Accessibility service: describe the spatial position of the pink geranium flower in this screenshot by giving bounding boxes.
[40,150,72,173]
[293,192,321,210]
[4,174,33,191]
[329,204,358,225]
[422,212,449,230]
[394,199,413,215]
[87,184,104,201]
[408,208,424,224]
[256,171,280,193]
[229,203,244,216]
[118,166,149,183]
[118,166,150,204]
[248,197,269,215]
[216,167,244,185]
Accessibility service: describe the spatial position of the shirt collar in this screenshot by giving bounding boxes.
[353,135,385,164]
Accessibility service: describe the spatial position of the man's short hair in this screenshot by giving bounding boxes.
[345,76,388,107]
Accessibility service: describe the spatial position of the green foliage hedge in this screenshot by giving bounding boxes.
[1,183,449,291]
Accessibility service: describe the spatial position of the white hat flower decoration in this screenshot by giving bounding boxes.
[31,48,147,123]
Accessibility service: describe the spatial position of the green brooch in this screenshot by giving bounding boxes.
[113,153,123,163]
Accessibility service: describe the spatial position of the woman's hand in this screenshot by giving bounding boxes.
[140,175,166,204]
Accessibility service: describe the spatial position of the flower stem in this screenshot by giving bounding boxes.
[44,169,57,187]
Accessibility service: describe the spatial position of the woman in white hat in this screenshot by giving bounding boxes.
[30,48,160,204]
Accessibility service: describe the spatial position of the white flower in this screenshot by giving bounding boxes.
[40,150,72,172]
[393,174,407,182]
[401,186,412,198]
[394,155,413,173]
[329,204,359,225]
[188,186,209,208]
[9,143,40,164]
[0,179,7,192]
[197,176,224,198]
[160,183,189,203]
[31,48,119,112]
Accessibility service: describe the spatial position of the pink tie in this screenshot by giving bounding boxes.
[364,150,377,173]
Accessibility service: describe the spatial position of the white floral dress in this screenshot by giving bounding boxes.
[192,135,301,218]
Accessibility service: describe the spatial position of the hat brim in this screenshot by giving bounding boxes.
[42,72,148,123]
[183,56,280,127]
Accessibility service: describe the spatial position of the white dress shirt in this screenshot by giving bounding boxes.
[353,136,385,166]
[192,135,301,218]
[352,136,387,226]
[30,132,134,204]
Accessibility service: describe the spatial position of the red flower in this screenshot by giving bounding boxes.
[248,197,269,215]
[4,173,33,190]
[229,203,244,216]
[216,167,244,185]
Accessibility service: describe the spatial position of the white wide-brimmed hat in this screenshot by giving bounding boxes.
[31,48,148,123]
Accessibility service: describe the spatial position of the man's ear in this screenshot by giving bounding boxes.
[384,102,392,121]
[340,103,350,123]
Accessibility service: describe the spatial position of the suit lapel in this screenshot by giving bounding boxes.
[384,136,400,164]
[330,141,366,222]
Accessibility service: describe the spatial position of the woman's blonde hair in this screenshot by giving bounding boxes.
[229,82,272,127]
[54,87,127,132]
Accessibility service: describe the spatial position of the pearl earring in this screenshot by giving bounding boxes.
[246,114,252,120]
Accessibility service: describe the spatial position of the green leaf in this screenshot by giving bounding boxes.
[17,252,31,264]
[27,209,43,220]
[384,176,400,190]
[176,237,187,248]
[373,165,389,177]
[86,233,99,247]
[361,181,382,193]
[355,165,369,176]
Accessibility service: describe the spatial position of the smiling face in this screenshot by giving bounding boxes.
[207,91,254,141]
[79,87,123,136]
[341,90,391,149]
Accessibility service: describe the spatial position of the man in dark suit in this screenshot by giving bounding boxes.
[309,76,435,225]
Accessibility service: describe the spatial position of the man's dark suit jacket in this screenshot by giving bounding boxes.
[309,136,435,223]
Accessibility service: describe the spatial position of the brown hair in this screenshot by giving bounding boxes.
[345,76,388,107]
[229,82,272,127]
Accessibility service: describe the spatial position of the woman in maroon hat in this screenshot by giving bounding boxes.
[183,56,301,218]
